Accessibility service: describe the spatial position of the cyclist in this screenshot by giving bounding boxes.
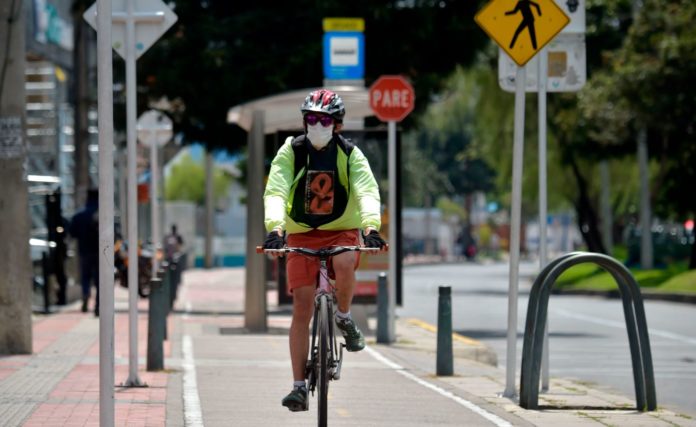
[263,89,387,411]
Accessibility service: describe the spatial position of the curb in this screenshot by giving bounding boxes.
[390,317,498,367]
[551,288,696,304]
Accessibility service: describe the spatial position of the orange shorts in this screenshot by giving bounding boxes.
[286,229,361,293]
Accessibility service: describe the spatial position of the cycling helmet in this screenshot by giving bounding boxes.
[300,89,345,123]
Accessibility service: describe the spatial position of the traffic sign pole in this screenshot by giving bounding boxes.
[538,48,550,392]
[504,64,527,398]
[387,120,397,343]
[96,0,115,424]
[137,110,173,280]
[368,75,415,344]
[123,0,145,388]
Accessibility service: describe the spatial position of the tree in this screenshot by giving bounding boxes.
[579,0,696,266]
[138,1,490,152]
[165,153,232,205]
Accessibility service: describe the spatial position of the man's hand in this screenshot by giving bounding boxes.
[263,229,285,257]
[363,229,386,250]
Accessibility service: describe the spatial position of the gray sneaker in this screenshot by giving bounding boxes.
[335,317,365,352]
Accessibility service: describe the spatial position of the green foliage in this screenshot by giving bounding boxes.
[556,261,690,292]
[579,0,696,219]
[139,1,490,151]
[436,197,467,222]
[165,153,232,205]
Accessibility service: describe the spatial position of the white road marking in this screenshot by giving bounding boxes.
[552,308,696,346]
[182,335,204,427]
[364,346,513,427]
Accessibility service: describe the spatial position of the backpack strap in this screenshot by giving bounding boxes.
[291,135,308,180]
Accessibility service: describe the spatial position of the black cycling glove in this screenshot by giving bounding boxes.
[263,230,285,250]
[363,230,386,249]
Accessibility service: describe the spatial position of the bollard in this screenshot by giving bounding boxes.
[376,273,391,344]
[169,257,180,310]
[159,265,170,341]
[436,285,453,376]
[146,276,166,371]
[41,252,50,314]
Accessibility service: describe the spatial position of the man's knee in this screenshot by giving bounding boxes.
[292,286,314,322]
[332,254,355,279]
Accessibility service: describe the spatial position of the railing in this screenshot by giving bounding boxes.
[519,252,657,411]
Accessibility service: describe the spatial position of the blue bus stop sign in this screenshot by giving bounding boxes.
[323,32,364,80]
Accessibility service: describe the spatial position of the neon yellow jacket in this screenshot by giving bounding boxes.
[264,136,381,234]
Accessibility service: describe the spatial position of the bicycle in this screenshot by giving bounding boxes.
[257,245,381,426]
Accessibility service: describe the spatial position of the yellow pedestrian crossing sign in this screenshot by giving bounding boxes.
[475,0,570,67]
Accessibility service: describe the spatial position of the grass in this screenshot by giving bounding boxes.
[554,257,696,295]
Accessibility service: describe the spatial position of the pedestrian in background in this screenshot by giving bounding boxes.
[164,224,184,263]
[69,189,99,316]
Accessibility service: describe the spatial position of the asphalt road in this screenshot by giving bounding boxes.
[398,261,696,416]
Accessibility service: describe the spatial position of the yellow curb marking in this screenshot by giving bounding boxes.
[406,318,485,347]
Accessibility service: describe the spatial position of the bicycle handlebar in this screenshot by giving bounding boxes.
[255,245,387,257]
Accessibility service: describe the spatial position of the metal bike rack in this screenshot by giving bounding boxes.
[519,252,657,411]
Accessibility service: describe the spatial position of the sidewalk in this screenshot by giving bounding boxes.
[0,267,694,426]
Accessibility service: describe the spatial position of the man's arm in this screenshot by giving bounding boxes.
[263,137,295,232]
[348,147,381,232]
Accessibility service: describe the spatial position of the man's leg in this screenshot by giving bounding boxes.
[332,252,365,352]
[289,285,315,382]
[283,285,314,411]
[79,258,90,312]
[332,252,356,313]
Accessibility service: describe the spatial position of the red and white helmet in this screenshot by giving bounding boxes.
[300,89,345,123]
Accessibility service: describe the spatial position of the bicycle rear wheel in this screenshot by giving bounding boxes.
[317,295,330,426]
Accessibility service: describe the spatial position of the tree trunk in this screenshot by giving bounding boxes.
[690,237,696,270]
[569,157,607,254]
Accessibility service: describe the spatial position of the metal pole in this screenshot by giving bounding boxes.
[150,129,159,277]
[244,110,267,331]
[124,0,142,387]
[387,120,397,343]
[376,273,389,343]
[637,129,652,269]
[96,0,115,422]
[538,48,550,392]
[504,65,526,398]
[119,148,127,234]
[436,286,453,376]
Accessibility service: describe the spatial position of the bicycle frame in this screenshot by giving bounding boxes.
[307,258,343,391]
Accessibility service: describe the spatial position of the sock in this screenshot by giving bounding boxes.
[335,310,351,321]
[293,380,306,389]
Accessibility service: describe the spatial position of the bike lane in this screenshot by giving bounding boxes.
[172,267,694,427]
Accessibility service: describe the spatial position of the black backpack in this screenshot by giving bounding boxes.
[290,134,355,180]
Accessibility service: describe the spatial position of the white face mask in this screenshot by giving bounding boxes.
[306,123,334,149]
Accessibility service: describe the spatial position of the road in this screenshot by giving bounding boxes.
[398,261,696,415]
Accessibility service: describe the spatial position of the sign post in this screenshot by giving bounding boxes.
[95,0,114,424]
[84,0,177,398]
[369,75,415,344]
[476,0,569,397]
[137,110,173,277]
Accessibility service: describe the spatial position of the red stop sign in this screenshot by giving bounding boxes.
[369,75,415,122]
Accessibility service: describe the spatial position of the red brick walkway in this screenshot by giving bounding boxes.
[0,285,173,427]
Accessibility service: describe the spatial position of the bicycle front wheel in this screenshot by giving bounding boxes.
[317,295,330,426]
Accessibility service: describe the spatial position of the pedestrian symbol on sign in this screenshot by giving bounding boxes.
[474,0,569,66]
[506,0,542,50]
